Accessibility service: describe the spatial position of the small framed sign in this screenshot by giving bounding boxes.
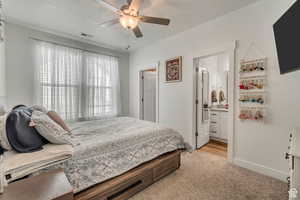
[165,56,182,83]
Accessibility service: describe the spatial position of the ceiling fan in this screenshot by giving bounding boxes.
[95,0,170,38]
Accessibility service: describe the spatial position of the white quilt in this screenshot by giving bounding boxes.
[40,117,185,193]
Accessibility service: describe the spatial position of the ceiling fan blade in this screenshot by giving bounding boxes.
[99,18,120,28]
[132,26,143,38]
[128,0,141,12]
[95,0,120,14]
[139,16,170,25]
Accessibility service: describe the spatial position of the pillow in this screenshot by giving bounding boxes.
[30,105,71,132]
[6,106,48,153]
[47,111,71,132]
[30,105,48,114]
[0,114,12,150]
[31,111,72,145]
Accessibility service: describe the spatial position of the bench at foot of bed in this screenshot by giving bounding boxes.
[75,150,181,200]
[0,169,73,200]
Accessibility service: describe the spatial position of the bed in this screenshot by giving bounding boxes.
[37,117,185,199]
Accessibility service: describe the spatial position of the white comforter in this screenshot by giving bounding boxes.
[41,117,185,193]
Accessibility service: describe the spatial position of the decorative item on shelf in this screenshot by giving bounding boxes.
[239,57,268,122]
[240,58,266,73]
[165,56,182,83]
[239,108,264,121]
[239,94,264,105]
[239,79,265,91]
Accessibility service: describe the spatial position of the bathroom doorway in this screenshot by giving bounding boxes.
[193,42,236,161]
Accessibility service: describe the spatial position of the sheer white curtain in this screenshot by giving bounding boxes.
[34,41,82,120]
[34,41,121,120]
[83,52,121,119]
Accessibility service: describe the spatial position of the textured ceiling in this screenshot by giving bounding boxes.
[3,0,260,51]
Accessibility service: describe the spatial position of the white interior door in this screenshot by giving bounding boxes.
[195,61,210,149]
[141,71,156,122]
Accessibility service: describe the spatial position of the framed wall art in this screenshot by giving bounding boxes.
[165,56,182,83]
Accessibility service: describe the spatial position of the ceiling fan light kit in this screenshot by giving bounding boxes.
[120,15,138,29]
[96,0,171,38]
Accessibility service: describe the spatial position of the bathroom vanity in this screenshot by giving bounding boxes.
[209,108,228,143]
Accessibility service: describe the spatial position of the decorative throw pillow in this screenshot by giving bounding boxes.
[6,106,48,153]
[31,111,72,145]
[47,111,71,132]
[30,105,71,133]
[0,114,12,150]
[30,105,48,114]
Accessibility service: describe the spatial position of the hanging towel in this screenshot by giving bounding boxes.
[211,90,218,103]
[219,90,225,103]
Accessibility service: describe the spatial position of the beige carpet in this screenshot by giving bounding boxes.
[130,151,288,200]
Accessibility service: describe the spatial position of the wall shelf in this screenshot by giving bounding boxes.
[239,90,265,94]
[239,74,266,79]
[239,58,267,122]
[239,105,266,109]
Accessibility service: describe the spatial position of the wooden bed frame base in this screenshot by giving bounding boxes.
[75,150,181,200]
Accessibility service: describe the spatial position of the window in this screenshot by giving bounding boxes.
[34,41,120,120]
[84,52,120,119]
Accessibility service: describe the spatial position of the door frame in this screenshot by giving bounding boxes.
[139,62,160,123]
[192,41,237,163]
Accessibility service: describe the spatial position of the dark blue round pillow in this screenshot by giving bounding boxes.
[5,106,48,153]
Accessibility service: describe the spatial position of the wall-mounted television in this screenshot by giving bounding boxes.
[273,0,300,74]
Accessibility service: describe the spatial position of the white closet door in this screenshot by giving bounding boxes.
[142,71,156,122]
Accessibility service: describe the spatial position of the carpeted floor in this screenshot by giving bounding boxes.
[130,151,288,200]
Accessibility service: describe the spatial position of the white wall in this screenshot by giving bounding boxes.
[0,23,5,104]
[129,0,298,180]
[5,23,130,115]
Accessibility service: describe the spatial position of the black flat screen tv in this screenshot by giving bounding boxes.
[273,0,300,74]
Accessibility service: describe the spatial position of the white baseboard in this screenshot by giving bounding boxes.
[233,158,288,182]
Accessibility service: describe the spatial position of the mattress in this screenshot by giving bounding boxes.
[41,117,185,193]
